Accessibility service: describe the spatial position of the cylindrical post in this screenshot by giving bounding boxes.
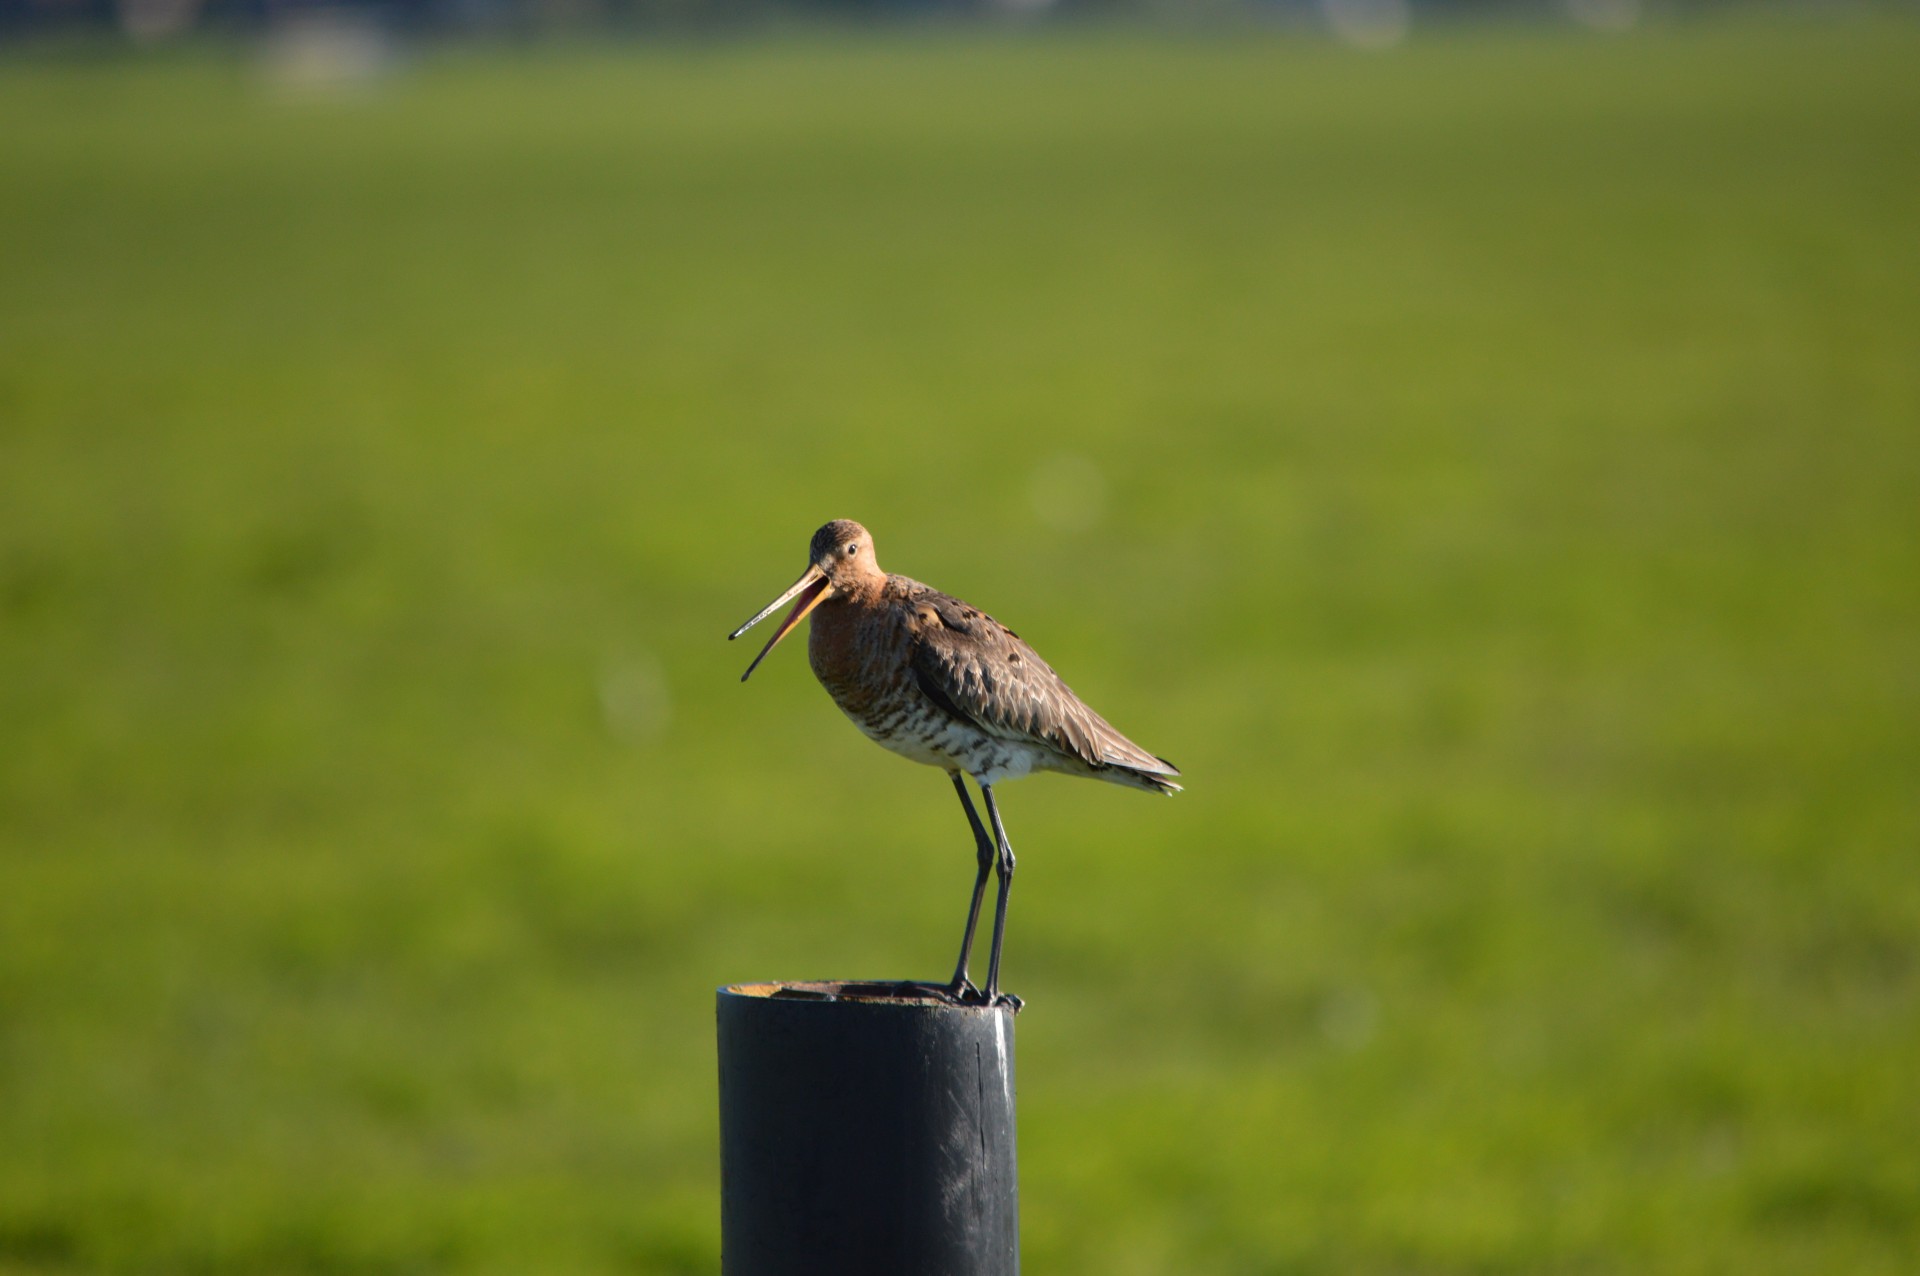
[717,981,1019,1276]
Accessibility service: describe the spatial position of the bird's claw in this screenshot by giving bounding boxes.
[944,981,1022,1012]
[944,978,982,1005]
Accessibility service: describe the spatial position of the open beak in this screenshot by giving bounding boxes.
[728,564,835,682]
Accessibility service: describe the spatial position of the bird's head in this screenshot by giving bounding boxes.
[729,520,883,682]
[808,519,882,593]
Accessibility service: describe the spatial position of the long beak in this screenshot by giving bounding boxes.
[729,565,835,682]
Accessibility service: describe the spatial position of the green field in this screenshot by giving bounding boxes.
[3,14,1918,1273]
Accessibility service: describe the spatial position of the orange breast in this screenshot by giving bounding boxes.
[808,592,911,725]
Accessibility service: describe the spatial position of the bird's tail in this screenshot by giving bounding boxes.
[1102,756,1182,795]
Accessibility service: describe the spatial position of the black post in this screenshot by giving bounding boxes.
[716,981,1019,1276]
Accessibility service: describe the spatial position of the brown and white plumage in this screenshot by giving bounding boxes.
[729,519,1181,1006]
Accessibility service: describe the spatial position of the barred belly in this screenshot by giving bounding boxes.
[830,686,1039,785]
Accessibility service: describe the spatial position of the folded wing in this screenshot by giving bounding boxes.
[905,588,1179,780]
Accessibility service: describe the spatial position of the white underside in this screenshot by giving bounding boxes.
[843,707,1045,787]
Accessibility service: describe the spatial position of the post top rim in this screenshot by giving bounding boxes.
[719,980,1017,1012]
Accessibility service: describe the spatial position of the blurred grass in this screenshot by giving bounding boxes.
[3,13,1918,1274]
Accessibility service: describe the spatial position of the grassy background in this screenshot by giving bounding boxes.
[3,13,1918,1273]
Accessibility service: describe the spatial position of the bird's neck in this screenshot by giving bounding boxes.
[831,572,888,606]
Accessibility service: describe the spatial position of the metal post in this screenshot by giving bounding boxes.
[716,981,1020,1276]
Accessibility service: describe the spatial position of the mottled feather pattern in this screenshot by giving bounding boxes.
[809,573,1179,792]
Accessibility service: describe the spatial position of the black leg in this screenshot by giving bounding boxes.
[981,784,1016,1004]
[946,772,995,1001]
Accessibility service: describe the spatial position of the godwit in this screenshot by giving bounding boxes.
[729,519,1180,1006]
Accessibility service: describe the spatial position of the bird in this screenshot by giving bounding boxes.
[728,519,1180,1007]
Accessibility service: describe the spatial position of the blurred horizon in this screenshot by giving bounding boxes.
[0,0,1797,52]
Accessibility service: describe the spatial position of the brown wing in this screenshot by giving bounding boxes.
[902,584,1177,777]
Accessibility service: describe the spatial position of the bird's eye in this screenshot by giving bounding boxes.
[845,544,859,557]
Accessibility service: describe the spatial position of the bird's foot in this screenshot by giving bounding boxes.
[943,977,983,1005]
[942,978,1020,1011]
[978,985,1024,1012]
